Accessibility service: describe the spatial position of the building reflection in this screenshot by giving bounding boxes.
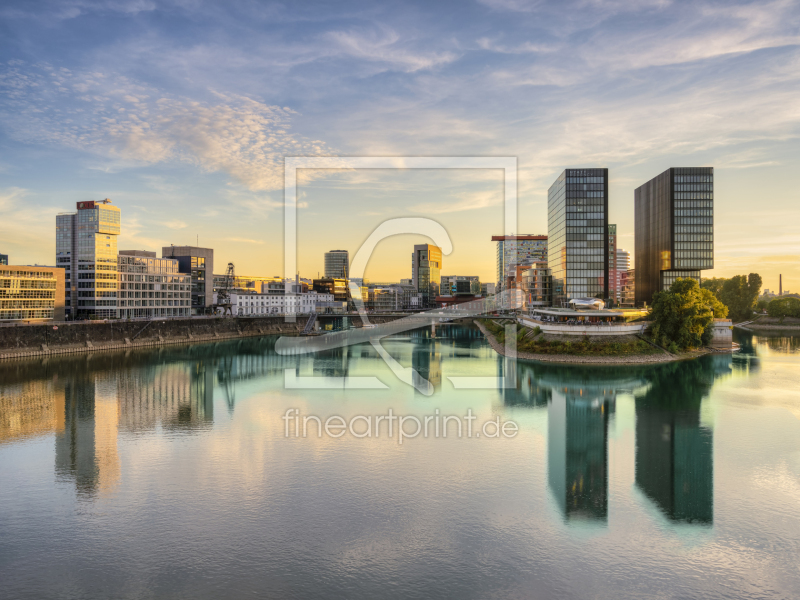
[55,373,120,498]
[412,339,442,392]
[548,386,615,523]
[633,355,732,524]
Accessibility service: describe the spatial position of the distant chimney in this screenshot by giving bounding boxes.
[779,274,783,296]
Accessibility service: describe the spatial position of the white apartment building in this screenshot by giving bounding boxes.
[118,251,191,319]
[213,291,333,316]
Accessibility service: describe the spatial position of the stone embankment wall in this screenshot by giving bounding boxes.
[0,314,408,361]
[0,317,307,361]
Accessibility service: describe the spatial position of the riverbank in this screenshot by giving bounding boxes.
[474,320,686,365]
[740,315,800,332]
[0,316,310,361]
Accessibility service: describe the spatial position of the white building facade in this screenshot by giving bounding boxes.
[214,291,333,316]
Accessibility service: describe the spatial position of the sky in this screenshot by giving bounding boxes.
[0,0,798,290]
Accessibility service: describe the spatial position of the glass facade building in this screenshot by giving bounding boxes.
[56,199,121,319]
[0,266,65,321]
[162,246,214,315]
[324,250,349,279]
[547,169,609,306]
[411,244,442,308]
[492,235,547,292]
[635,167,713,305]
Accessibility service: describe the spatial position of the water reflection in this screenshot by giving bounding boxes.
[504,353,736,527]
[548,392,613,522]
[0,338,299,498]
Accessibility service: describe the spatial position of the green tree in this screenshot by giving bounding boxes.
[767,297,800,321]
[649,278,728,350]
[718,273,762,322]
[700,277,727,297]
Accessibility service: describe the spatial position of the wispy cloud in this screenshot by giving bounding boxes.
[0,63,336,191]
[326,26,458,73]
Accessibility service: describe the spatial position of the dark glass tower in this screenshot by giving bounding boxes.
[547,168,609,306]
[634,167,714,305]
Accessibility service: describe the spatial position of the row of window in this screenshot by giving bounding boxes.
[0,279,56,290]
[675,209,712,217]
[119,300,190,307]
[0,271,56,279]
[119,283,189,291]
[675,226,713,234]
[675,192,713,200]
[0,309,54,319]
[0,300,55,308]
[119,292,190,299]
[0,290,56,299]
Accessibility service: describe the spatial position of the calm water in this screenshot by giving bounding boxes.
[1,325,799,600]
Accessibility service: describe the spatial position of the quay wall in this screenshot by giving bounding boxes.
[0,314,405,361]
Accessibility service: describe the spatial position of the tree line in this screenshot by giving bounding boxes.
[648,273,764,352]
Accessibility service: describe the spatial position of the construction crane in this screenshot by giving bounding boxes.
[214,262,236,317]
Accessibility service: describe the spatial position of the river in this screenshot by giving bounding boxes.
[1,325,798,599]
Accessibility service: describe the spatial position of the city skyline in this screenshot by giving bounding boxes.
[1,1,798,287]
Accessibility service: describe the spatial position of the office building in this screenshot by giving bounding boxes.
[635,167,714,305]
[117,251,191,319]
[481,282,496,297]
[0,253,7,265]
[440,275,481,296]
[411,244,442,308]
[324,250,349,279]
[520,264,552,308]
[608,225,617,304]
[621,268,635,306]
[547,169,609,306]
[214,274,282,294]
[615,249,630,303]
[56,199,121,319]
[312,278,349,303]
[162,246,214,315]
[0,265,65,322]
[493,235,547,292]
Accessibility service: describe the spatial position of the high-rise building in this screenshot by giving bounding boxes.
[547,169,609,306]
[324,250,349,279]
[0,253,7,265]
[492,235,547,292]
[162,246,214,315]
[440,275,481,296]
[615,249,631,304]
[0,265,65,322]
[608,225,617,303]
[117,251,191,319]
[411,244,442,308]
[635,167,714,306]
[56,199,121,319]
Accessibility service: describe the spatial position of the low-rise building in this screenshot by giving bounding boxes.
[117,251,191,319]
[213,291,334,316]
[440,275,481,296]
[0,265,65,322]
[521,264,552,309]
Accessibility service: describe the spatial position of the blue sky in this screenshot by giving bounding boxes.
[1,0,798,288]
